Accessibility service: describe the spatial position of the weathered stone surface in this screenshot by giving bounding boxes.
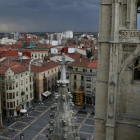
[95,1,140,140]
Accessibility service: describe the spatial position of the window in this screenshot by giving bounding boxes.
[13,92,15,98]
[3,101,5,107]
[30,93,32,98]
[2,83,4,89]
[7,93,8,99]
[86,77,91,82]
[9,93,12,99]
[9,84,12,90]
[26,73,27,75]
[52,69,53,73]
[21,74,22,77]
[17,100,19,105]
[26,95,28,100]
[16,83,18,88]
[22,97,24,102]
[7,102,9,108]
[26,87,28,92]
[66,75,69,79]
[48,71,49,74]
[90,69,92,72]
[73,82,77,89]
[81,76,84,81]
[10,102,13,108]
[3,92,5,98]
[2,77,4,80]
[8,76,11,80]
[76,68,78,71]
[83,69,85,72]
[86,84,91,88]
[55,68,56,71]
[30,77,32,82]
[74,75,77,80]
[6,84,8,90]
[16,91,18,96]
[21,80,23,86]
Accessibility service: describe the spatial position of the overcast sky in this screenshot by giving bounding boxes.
[0,0,99,33]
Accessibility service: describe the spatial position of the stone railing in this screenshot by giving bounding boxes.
[119,30,140,42]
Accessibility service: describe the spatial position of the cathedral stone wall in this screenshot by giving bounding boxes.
[94,0,140,140]
[115,123,140,140]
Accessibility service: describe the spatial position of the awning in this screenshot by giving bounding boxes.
[42,91,51,97]
[20,109,27,113]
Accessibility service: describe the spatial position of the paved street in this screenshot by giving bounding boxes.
[0,98,94,140]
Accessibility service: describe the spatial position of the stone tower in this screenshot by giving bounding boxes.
[47,53,79,140]
[95,0,140,140]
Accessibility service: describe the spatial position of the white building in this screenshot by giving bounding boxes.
[68,47,76,54]
[62,30,73,38]
[51,48,58,54]
[0,37,17,44]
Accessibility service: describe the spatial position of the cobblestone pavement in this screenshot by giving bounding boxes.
[0,98,94,140]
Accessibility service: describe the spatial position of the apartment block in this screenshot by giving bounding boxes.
[0,60,34,119]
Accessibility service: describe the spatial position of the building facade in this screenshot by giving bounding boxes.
[30,50,48,60]
[31,60,60,102]
[0,61,34,118]
[67,57,97,105]
[95,1,140,140]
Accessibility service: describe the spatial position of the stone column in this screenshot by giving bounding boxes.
[130,0,137,29]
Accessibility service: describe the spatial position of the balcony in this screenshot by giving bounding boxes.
[4,79,15,83]
[86,86,91,89]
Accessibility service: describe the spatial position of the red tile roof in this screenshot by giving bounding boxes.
[67,53,84,60]
[1,49,18,58]
[69,55,90,67]
[31,60,59,72]
[0,60,28,74]
[87,60,98,68]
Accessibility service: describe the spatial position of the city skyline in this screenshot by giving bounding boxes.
[0,0,99,32]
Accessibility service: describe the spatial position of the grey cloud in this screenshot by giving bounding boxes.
[0,0,99,32]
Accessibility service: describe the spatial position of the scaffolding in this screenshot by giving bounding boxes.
[75,90,84,105]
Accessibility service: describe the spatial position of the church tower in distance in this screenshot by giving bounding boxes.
[95,0,140,140]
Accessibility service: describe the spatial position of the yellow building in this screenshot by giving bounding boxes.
[31,60,60,101]
[0,59,34,119]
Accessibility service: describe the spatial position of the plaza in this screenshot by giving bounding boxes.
[0,98,94,140]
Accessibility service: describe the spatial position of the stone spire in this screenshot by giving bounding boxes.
[47,53,79,140]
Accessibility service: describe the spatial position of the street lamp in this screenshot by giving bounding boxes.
[20,132,24,140]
